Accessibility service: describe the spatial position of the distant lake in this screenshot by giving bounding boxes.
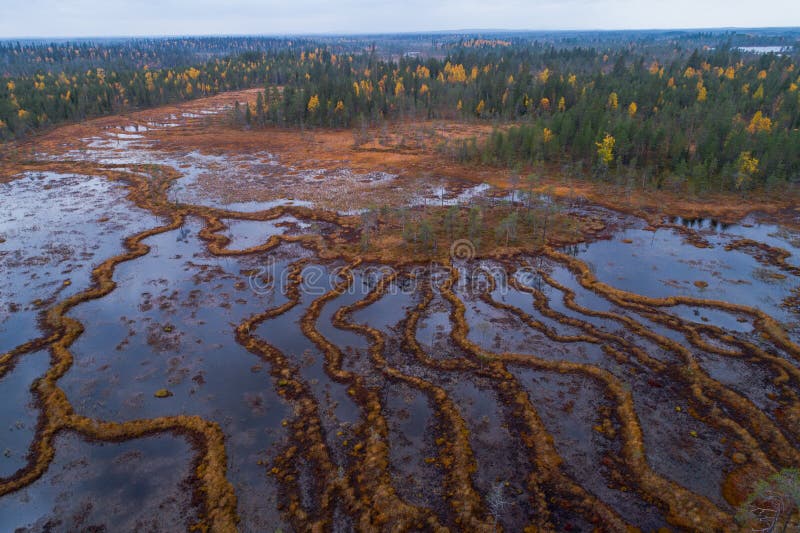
[737,45,791,54]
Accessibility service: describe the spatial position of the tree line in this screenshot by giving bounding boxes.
[2,33,799,191]
[236,42,800,191]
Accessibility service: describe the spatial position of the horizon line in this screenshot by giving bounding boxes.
[2,26,800,42]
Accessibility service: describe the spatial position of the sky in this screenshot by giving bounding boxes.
[1,0,799,38]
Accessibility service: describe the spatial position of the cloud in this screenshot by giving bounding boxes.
[0,0,798,38]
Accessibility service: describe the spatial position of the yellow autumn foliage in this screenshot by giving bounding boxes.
[607,92,618,110]
[736,151,759,189]
[747,111,772,134]
[307,94,320,113]
[538,68,550,84]
[596,133,615,166]
[444,62,467,83]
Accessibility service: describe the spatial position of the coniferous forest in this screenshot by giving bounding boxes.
[2,31,799,191]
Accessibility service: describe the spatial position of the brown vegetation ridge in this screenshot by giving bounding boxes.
[0,89,799,530]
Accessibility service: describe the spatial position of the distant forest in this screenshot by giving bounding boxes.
[2,31,799,191]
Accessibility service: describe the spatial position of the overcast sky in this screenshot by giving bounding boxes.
[1,0,799,38]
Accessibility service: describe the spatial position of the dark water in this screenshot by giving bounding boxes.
[575,220,799,334]
[0,172,160,354]
[58,218,294,531]
[3,169,800,529]
[0,350,49,479]
[0,432,196,532]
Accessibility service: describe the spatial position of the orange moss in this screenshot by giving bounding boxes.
[442,262,735,530]
[543,247,800,471]
[0,206,239,532]
[2,89,798,529]
[335,271,500,530]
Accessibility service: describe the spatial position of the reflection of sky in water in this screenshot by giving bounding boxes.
[58,218,293,531]
[3,114,800,530]
[671,214,800,268]
[0,171,160,353]
[0,350,49,478]
[0,433,195,532]
[219,216,299,250]
[575,223,799,327]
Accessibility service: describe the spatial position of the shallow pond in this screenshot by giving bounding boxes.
[57,218,296,531]
[0,171,160,353]
[0,432,196,532]
[572,219,800,339]
[2,150,800,530]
